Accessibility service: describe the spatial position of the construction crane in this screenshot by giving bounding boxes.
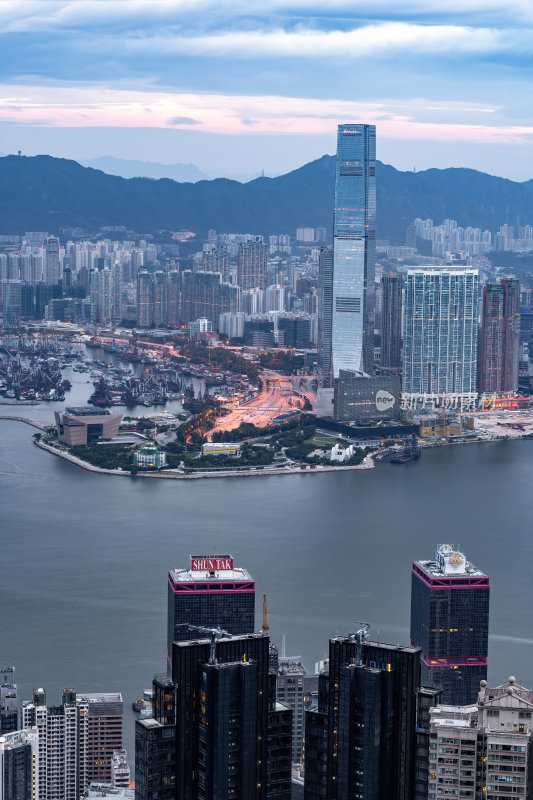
[349,622,370,665]
[262,594,269,633]
[180,624,231,664]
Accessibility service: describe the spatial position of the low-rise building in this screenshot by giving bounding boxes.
[201,442,241,457]
[54,407,122,446]
[134,445,167,469]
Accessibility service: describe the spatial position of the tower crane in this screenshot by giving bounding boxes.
[349,622,370,665]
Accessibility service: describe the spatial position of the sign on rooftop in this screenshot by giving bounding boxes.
[190,555,234,571]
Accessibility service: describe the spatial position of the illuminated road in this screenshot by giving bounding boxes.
[209,370,307,438]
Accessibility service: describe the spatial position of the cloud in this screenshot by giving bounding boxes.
[168,115,200,125]
[0,82,531,146]
[68,22,533,61]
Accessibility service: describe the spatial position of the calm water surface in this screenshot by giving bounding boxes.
[1,365,533,758]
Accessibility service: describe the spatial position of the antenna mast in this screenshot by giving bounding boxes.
[262,594,269,633]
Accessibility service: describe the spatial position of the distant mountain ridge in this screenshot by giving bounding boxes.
[80,156,208,182]
[0,154,532,243]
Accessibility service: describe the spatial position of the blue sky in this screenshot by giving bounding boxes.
[0,0,532,178]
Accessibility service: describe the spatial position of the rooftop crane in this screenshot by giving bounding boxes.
[179,623,232,664]
[349,622,370,665]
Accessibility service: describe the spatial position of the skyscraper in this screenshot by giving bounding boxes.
[410,544,490,705]
[479,278,521,394]
[167,554,255,671]
[304,634,420,800]
[172,633,291,800]
[402,267,479,406]
[317,247,333,387]
[136,271,153,327]
[330,124,376,377]
[0,728,39,800]
[45,236,60,285]
[380,272,403,369]
[152,271,168,327]
[179,271,239,328]
[237,237,267,291]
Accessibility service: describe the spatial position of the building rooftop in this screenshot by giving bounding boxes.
[65,406,110,416]
[170,555,252,584]
[415,544,486,579]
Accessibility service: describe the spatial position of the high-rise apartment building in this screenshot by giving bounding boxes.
[381,272,403,369]
[403,267,479,406]
[45,237,60,285]
[304,635,420,800]
[479,278,521,394]
[428,677,533,800]
[330,124,376,377]
[22,687,88,800]
[179,271,239,328]
[275,657,317,766]
[167,554,255,671]
[166,271,180,326]
[110,749,130,789]
[203,244,230,281]
[1,281,22,326]
[410,544,490,706]
[76,693,123,785]
[136,271,153,327]
[0,667,18,734]
[0,728,39,800]
[317,247,333,386]
[237,237,267,291]
[152,271,168,327]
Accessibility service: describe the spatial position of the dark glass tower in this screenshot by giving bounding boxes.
[171,632,291,800]
[410,544,490,706]
[304,636,420,800]
[167,555,255,671]
[479,278,521,394]
[331,124,376,377]
[381,272,403,369]
[0,667,18,734]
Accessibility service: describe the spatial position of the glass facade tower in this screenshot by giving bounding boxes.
[330,124,376,377]
[410,544,490,706]
[403,267,479,404]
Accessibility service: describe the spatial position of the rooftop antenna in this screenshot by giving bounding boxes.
[261,168,265,178]
[281,634,286,659]
[262,594,269,634]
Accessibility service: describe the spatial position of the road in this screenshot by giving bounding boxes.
[209,370,308,438]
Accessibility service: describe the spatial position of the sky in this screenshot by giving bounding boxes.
[0,0,533,179]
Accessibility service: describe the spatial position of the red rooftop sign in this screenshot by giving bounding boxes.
[190,556,233,571]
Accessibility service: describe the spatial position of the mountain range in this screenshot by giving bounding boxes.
[0,154,532,243]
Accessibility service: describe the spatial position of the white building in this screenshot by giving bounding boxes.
[330,443,355,462]
[110,749,130,789]
[22,688,87,800]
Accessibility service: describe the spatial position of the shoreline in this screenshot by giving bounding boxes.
[0,416,375,479]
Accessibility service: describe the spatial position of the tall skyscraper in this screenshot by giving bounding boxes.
[410,544,490,706]
[0,728,39,800]
[237,237,267,291]
[166,271,180,326]
[317,247,333,386]
[45,236,60,285]
[135,675,177,800]
[479,277,521,394]
[167,554,255,671]
[0,667,18,734]
[381,272,403,369]
[428,676,533,800]
[152,271,168,327]
[136,271,153,327]
[330,124,376,377]
[173,633,291,800]
[203,243,230,281]
[402,267,479,405]
[180,271,239,328]
[275,657,317,766]
[304,634,420,800]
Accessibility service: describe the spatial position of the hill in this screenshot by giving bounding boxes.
[0,154,531,243]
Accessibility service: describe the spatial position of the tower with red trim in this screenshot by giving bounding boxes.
[410,544,489,706]
[167,555,255,671]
